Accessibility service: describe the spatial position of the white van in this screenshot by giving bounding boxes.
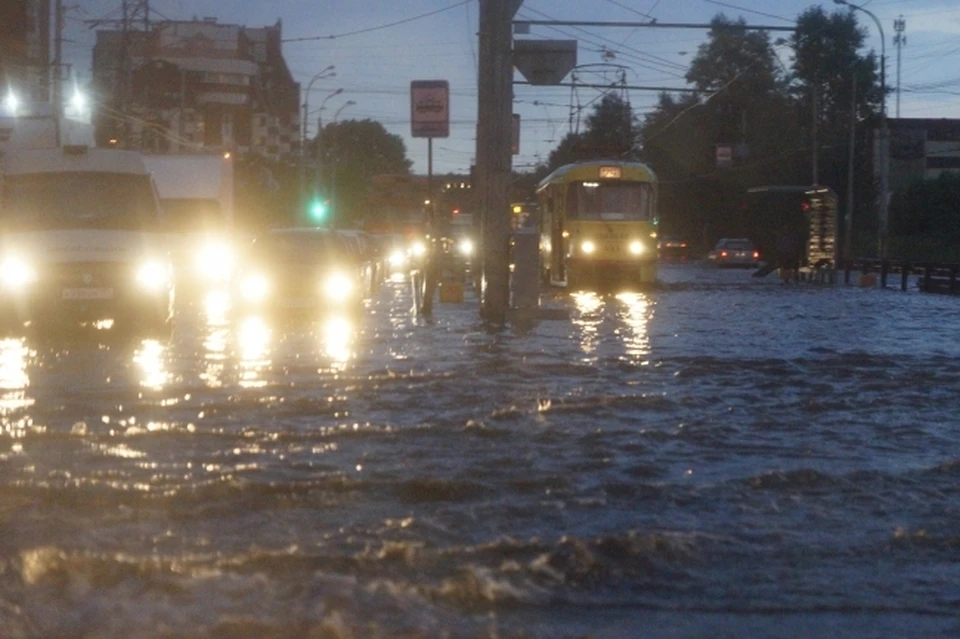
[0,144,174,334]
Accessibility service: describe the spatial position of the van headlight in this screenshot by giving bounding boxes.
[0,256,37,291]
[239,272,269,302]
[323,272,354,302]
[136,260,170,292]
[580,240,596,255]
[629,241,645,256]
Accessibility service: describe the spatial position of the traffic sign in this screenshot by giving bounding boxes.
[410,80,450,138]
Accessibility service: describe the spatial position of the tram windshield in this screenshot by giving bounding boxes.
[568,181,653,221]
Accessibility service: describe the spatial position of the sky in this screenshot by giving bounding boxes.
[60,0,960,176]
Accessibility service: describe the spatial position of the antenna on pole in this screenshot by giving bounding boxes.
[893,15,906,119]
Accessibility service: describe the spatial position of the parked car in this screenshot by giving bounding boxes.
[658,236,691,263]
[232,227,365,317]
[706,238,760,268]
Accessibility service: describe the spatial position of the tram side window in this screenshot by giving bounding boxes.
[569,182,650,221]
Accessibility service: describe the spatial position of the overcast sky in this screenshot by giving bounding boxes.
[62,0,960,175]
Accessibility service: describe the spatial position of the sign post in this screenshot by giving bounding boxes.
[411,80,450,314]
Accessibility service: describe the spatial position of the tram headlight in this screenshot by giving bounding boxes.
[580,240,596,255]
[629,241,645,256]
[0,255,37,291]
[457,238,474,257]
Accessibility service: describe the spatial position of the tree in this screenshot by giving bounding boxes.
[313,119,412,228]
[790,6,884,245]
[543,93,640,173]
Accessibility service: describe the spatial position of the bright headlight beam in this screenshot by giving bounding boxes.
[0,256,36,291]
[323,272,354,302]
[629,241,644,255]
[458,238,474,256]
[240,273,269,302]
[581,240,596,255]
[136,260,169,291]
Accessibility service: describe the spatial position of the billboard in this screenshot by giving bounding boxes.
[410,80,449,138]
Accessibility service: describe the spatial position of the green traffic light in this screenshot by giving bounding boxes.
[309,198,328,221]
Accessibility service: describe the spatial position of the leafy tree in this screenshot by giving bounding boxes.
[889,173,960,241]
[313,119,412,227]
[543,93,640,173]
[790,6,883,243]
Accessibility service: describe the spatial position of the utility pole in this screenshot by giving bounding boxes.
[894,16,906,119]
[53,0,64,145]
[476,0,522,325]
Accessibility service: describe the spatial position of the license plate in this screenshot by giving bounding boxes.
[63,288,114,300]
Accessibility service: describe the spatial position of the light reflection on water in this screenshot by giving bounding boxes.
[4,272,960,639]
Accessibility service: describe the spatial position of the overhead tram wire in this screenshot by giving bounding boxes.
[282,0,472,42]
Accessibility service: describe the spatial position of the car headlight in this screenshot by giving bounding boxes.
[323,272,354,302]
[410,240,427,257]
[629,241,645,256]
[457,238,474,257]
[388,249,407,268]
[580,240,596,255]
[0,256,37,291]
[136,260,170,292]
[239,272,270,302]
[194,240,235,281]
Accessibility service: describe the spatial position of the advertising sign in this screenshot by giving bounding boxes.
[411,80,449,138]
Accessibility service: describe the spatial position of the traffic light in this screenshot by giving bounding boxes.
[308,197,328,223]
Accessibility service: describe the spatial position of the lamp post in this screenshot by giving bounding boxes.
[835,0,888,259]
[300,65,336,210]
[314,88,344,206]
[330,100,357,227]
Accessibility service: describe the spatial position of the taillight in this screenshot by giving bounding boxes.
[721,250,728,258]
[753,251,760,259]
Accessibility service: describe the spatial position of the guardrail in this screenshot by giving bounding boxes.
[839,259,960,294]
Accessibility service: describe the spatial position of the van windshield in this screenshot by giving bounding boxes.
[0,172,160,231]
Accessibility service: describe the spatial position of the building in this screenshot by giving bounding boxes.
[0,0,50,105]
[887,118,960,192]
[91,17,299,161]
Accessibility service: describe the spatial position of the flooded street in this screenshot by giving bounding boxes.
[2,264,960,638]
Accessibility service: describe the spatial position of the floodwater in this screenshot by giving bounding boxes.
[1,265,959,638]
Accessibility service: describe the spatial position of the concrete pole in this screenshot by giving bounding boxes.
[476,0,521,325]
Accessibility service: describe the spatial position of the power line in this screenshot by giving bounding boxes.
[282,0,472,43]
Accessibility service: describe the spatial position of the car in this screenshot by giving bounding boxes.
[706,238,760,268]
[658,236,691,263]
[232,227,366,317]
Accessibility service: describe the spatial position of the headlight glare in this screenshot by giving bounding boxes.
[458,238,474,257]
[136,260,170,291]
[581,240,596,255]
[388,249,407,268]
[195,240,235,281]
[323,272,354,302]
[240,273,269,302]
[0,256,37,291]
[629,241,645,256]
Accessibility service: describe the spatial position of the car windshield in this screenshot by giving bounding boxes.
[0,171,160,230]
[252,231,347,263]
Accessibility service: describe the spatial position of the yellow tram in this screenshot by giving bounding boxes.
[536,160,659,289]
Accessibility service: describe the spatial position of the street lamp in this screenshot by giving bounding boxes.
[330,100,357,227]
[313,88,344,221]
[300,65,336,209]
[834,0,889,259]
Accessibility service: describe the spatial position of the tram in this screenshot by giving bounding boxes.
[536,160,658,289]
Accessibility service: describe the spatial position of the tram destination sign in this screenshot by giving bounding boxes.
[410,80,450,138]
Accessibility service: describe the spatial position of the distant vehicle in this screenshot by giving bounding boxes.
[658,236,690,263]
[706,238,760,268]
[537,160,659,290]
[0,144,174,335]
[232,227,364,317]
[143,152,236,291]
